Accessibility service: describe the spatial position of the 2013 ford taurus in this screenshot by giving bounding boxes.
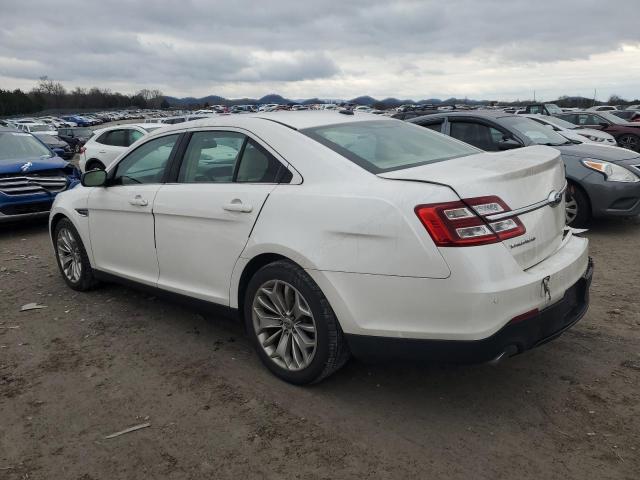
[49,112,592,384]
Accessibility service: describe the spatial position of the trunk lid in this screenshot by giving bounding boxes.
[379,145,566,269]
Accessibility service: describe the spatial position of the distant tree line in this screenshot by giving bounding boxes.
[0,77,166,117]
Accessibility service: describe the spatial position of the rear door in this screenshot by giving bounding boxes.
[153,129,291,304]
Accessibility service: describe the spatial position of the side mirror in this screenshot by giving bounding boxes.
[497,138,522,150]
[81,169,107,187]
[598,122,609,128]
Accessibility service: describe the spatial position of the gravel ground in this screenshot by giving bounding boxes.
[1,217,639,479]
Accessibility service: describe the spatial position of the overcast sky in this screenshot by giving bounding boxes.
[1,0,639,101]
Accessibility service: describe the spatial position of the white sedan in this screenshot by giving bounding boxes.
[49,112,592,384]
[80,123,163,172]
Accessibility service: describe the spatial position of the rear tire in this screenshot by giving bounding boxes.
[244,260,350,384]
[85,159,105,171]
[565,183,590,228]
[53,218,99,291]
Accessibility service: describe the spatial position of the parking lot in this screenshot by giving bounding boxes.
[1,216,638,479]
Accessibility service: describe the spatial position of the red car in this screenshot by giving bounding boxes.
[611,110,640,123]
[557,111,640,151]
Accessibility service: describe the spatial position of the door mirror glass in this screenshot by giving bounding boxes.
[81,169,107,187]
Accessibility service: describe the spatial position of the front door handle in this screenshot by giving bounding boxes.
[223,199,253,213]
[129,195,148,207]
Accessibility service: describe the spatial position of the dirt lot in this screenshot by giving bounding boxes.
[1,217,639,480]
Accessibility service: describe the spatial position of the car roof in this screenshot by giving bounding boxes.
[154,111,392,133]
[409,110,516,122]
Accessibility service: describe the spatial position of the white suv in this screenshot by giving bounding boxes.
[80,124,163,171]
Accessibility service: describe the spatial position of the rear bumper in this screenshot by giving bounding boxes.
[346,258,593,363]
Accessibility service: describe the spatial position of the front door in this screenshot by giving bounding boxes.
[87,133,181,285]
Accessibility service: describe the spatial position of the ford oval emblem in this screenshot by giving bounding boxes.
[547,190,563,207]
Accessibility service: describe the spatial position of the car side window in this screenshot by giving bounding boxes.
[450,121,504,151]
[96,129,128,147]
[114,134,179,186]
[178,131,245,183]
[420,121,443,132]
[236,140,286,183]
[129,129,144,145]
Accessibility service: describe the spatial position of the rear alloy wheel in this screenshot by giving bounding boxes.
[244,260,350,384]
[565,184,590,228]
[617,134,640,152]
[54,218,98,291]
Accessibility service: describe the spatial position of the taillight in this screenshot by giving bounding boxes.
[79,147,86,154]
[415,195,525,247]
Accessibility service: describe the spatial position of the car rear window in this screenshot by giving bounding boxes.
[301,120,479,173]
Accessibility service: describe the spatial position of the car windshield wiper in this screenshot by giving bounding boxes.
[539,142,570,146]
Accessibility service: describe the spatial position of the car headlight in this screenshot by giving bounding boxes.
[581,134,605,142]
[582,159,640,183]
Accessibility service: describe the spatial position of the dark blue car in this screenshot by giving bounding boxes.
[61,115,92,127]
[0,127,80,222]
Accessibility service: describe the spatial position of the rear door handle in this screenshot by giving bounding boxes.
[223,199,253,213]
[129,195,148,206]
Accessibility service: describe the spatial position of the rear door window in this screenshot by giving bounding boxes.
[178,131,245,183]
[129,129,144,145]
[449,121,504,151]
[97,129,129,146]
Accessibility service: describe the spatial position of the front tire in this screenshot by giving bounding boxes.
[617,134,640,152]
[565,183,590,227]
[53,218,98,291]
[244,260,350,384]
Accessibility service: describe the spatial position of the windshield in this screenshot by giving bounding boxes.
[598,112,626,125]
[35,134,58,143]
[71,128,93,137]
[544,104,563,114]
[501,116,569,146]
[30,125,51,132]
[540,116,579,130]
[302,120,479,173]
[0,132,52,161]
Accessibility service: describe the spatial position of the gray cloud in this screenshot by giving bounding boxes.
[0,0,639,99]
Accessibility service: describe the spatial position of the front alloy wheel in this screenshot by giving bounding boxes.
[252,280,317,371]
[57,227,83,283]
[618,134,640,151]
[54,218,98,291]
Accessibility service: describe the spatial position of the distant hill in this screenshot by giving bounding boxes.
[163,93,626,109]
